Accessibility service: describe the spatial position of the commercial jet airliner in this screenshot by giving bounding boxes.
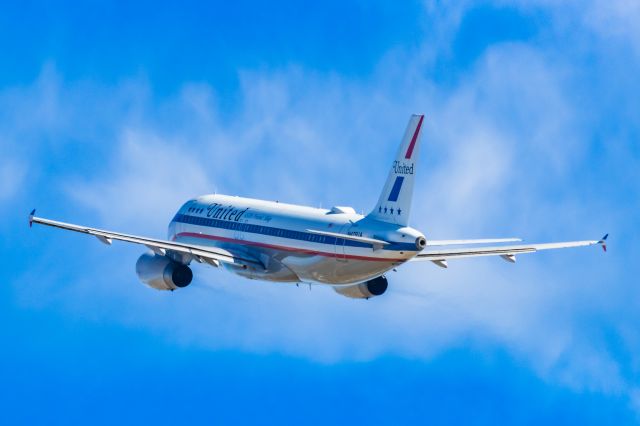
[29,114,607,298]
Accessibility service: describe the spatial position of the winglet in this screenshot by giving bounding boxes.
[29,209,36,228]
[598,233,608,252]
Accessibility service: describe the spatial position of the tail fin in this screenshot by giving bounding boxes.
[367,114,424,226]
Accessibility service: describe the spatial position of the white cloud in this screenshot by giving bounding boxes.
[582,0,640,50]
[0,156,27,202]
[66,130,214,233]
[495,0,640,56]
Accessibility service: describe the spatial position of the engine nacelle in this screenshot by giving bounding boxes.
[333,276,388,299]
[135,253,193,291]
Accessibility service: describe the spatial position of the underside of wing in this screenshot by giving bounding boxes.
[412,236,607,268]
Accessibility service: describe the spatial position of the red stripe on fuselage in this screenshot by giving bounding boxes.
[174,232,408,262]
[404,115,424,159]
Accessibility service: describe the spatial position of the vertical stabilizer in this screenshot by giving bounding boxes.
[367,114,424,226]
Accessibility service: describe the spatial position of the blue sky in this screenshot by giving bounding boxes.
[1,1,640,424]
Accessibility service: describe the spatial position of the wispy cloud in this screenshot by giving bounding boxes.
[66,130,214,233]
[0,157,26,203]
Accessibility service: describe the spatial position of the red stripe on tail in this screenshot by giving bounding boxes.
[404,115,424,159]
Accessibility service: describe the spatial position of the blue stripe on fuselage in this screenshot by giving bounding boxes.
[172,214,416,251]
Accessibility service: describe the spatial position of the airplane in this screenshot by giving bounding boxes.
[29,114,608,299]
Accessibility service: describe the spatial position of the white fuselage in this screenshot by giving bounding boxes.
[168,194,425,285]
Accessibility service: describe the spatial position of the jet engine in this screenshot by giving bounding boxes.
[135,253,193,291]
[333,276,388,299]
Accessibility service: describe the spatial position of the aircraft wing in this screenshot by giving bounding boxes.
[426,238,521,246]
[412,235,607,268]
[28,210,262,268]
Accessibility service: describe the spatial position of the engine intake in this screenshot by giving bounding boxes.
[333,276,388,299]
[136,253,193,291]
[416,236,427,250]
